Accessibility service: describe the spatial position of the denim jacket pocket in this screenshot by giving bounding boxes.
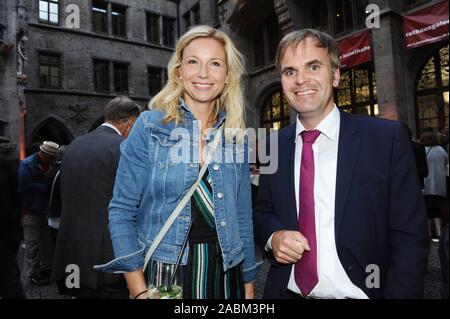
[151,128,193,166]
[149,128,188,204]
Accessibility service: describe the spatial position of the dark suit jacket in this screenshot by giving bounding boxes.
[52,126,127,293]
[0,157,21,250]
[254,111,429,299]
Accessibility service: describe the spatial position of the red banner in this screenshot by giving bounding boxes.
[404,0,449,49]
[338,30,372,69]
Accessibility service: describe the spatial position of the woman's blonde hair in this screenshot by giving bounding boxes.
[149,25,247,141]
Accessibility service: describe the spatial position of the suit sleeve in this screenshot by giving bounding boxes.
[385,123,429,298]
[98,114,149,273]
[253,137,285,251]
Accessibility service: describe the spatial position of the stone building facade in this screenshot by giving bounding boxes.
[224,0,448,136]
[1,0,448,159]
[0,0,20,157]
[22,0,177,153]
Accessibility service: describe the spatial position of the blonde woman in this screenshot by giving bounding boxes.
[96,26,260,299]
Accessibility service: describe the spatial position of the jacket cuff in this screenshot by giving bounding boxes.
[242,260,264,283]
[94,245,145,273]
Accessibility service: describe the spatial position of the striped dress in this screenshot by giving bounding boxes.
[183,168,244,299]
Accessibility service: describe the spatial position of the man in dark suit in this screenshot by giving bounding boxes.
[0,156,25,298]
[254,29,429,299]
[52,96,140,299]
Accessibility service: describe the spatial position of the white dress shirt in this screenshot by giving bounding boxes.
[101,123,122,136]
[267,105,368,299]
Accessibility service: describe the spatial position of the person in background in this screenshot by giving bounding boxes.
[45,145,66,247]
[0,156,25,298]
[407,126,428,190]
[18,141,59,286]
[437,126,448,153]
[52,96,140,299]
[420,131,448,242]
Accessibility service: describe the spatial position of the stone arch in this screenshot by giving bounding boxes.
[28,116,74,155]
[255,81,283,115]
[255,81,291,130]
[413,44,449,135]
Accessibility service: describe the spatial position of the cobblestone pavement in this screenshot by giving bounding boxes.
[18,241,444,299]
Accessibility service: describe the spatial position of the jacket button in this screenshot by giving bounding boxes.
[213,164,219,170]
[220,221,226,227]
[217,192,223,199]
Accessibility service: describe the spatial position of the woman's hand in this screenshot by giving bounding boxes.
[124,269,147,299]
[244,282,255,299]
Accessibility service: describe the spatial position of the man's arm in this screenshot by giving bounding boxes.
[253,170,284,249]
[254,170,309,265]
[385,123,429,298]
[18,163,47,195]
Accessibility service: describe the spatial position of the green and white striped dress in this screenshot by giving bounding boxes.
[183,168,244,299]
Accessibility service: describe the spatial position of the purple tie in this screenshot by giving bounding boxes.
[295,129,321,296]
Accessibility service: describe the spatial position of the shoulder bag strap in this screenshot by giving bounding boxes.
[143,126,224,270]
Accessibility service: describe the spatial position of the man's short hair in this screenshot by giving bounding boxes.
[104,96,141,123]
[275,29,341,74]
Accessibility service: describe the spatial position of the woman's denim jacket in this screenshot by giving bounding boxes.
[95,101,261,283]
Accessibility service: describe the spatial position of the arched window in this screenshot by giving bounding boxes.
[260,89,290,130]
[29,118,73,155]
[415,45,449,134]
[335,65,378,116]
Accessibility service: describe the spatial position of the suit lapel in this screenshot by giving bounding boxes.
[281,124,299,229]
[335,112,360,242]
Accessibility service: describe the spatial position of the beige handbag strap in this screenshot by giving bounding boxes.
[143,126,223,271]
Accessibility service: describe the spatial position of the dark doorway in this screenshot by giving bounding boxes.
[29,118,73,155]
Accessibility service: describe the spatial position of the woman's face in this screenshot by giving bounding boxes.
[178,37,228,111]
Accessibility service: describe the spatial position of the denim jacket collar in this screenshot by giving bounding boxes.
[179,98,226,129]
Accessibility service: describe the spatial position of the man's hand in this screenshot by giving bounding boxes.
[271,230,310,264]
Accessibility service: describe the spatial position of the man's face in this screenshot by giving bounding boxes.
[39,151,56,165]
[122,116,137,138]
[279,37,340,126]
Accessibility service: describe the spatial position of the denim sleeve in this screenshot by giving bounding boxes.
[95,113,149,273]
[236,141,262,283]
